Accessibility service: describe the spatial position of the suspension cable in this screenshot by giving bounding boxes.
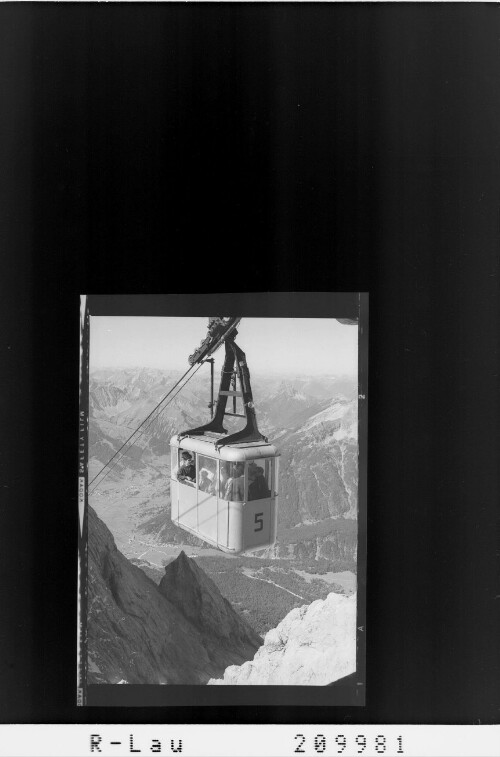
[88,361,205,494]
[89,364,196,487]
[141,362,207,436]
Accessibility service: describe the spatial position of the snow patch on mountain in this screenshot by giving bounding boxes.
[208,592,356,686]
[302,399,357,435]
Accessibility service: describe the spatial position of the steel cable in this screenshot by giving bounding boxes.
[88,362,203,492]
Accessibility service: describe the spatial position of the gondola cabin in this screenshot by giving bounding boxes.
[170,434,279,554]
[170,318,279,554]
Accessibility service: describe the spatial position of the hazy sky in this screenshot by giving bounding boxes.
[89,317,358,376]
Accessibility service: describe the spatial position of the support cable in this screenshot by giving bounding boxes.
[88,363,202,491]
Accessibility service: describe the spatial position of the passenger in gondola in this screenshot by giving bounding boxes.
[199,468,216,494]
[177,450,196,484]
[219,463,230,498]
[198,469,210,492]
[225,462,245,501]
[248,464,270,501]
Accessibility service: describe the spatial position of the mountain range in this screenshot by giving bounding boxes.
[87,506,261,684]
[86,366,359,676]
[87,505,356,687]
[88,368,358,536]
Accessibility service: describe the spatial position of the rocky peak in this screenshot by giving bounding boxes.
[159,551,262,650]
[87,508,262,685]
[209,592,356,686]
[277,380,305,400]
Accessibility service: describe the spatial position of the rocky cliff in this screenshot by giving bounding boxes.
[87,506,261,684]
[158,551,261,657]
[277,398,358,526]
[208,592,356,686]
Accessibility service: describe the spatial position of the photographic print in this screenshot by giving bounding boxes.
[78,294,367,706]
[3,0,499,731]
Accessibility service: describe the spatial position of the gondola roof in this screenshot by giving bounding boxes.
[171,434,278,461]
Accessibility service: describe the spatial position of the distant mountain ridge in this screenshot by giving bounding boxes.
[275,397,358,527]
[159,551,261,655]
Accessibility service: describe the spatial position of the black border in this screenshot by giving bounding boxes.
[86,293,361,319]
[77,301,90,704]
[2,2,499,724]
[82,292,368,708]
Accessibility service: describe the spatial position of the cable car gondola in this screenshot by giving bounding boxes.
[170,318,279,554]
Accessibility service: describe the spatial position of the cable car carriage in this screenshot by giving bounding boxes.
[170,320,279,554]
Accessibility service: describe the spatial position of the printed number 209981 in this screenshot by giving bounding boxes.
[294,734,404,754]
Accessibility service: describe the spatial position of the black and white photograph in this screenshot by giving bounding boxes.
[2,1,499,741]
[78,295,367,704]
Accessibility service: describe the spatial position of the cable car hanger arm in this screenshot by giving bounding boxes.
[178,318,268,450]
[187,317,242,366]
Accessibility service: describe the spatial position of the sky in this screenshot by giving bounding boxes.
[89,317,358,377]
